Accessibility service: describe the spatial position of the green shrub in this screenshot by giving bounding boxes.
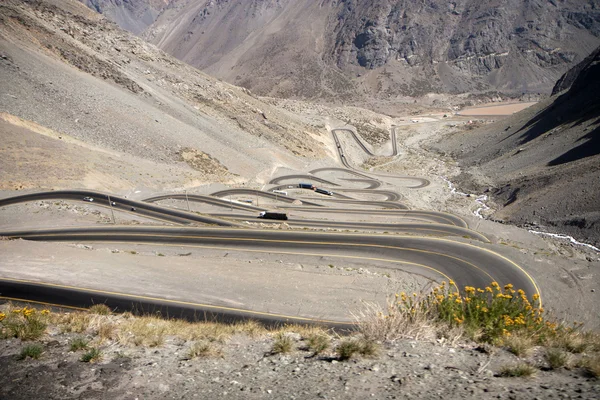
[336,338,378,360]
[70,337,89,351]
[18,344,43,360]
[80,347,102,363]
[1,306,48,340]
[272,333,294,354]
[388,281,548,343]
[306,334,330,355]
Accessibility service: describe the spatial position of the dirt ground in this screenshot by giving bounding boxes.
[458,102,538,116]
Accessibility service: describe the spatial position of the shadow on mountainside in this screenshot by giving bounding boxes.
[548,123,600,166]
[501,45,600,165]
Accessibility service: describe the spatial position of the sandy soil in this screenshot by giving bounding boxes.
[458,102,538,116]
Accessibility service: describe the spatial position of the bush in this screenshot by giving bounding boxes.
[186,341,220,359]
[336,339,361,360]
[372,281,550,343]
[0,306,49,340]
[80,347,102,363]
[18,344,43,360]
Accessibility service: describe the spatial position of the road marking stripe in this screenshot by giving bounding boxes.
[0,277,350,325]
[0,296,88,311]
[5,227,541,303]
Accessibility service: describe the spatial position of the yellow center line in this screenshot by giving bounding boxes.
[6,227,541,305]
[17,232,492,286]
[0,277,350,325]
[0,296,88,311]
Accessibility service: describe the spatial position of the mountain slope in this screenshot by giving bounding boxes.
[0,0,328,191]
[433,45,600,246]
[139,0,600,102]
[79,0,170,35]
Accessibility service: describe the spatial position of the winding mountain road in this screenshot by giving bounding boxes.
[0,126,542,327]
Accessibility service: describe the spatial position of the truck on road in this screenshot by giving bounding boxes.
[315,188,333,196]
[258,211,288,220]
[298,183,315,190]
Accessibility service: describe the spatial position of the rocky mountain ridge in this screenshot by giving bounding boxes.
[82,0,600,102]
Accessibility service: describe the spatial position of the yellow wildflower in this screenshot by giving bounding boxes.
[532,293,540,301]
[485,287,493,293]
[504,283,514,290]
[0,312,5,322]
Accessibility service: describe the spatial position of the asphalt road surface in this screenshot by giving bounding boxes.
[0,126,541,327]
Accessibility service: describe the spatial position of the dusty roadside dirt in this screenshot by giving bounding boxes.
[1,315,599,400]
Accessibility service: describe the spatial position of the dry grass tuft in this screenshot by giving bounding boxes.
[117,316,167,347]
[272,332,294,354]
[336,337,379,360]
[356,299,437,342]
[503,333,534,357]
[498,363,537,378]
[580,355,600,378]
[276,324,328,339]
[306,333,330,355]
[97,323,116,342]
[88,304,112,315]
[55,312,91,333]
[186,341,221,359]
[70,337,89,351]
[546,348,569,369]
[549,329,600,353]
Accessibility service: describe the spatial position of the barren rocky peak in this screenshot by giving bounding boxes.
[84,0,600,102]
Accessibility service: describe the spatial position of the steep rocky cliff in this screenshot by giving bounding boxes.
[434,45,600,247]
[86,0,600,102]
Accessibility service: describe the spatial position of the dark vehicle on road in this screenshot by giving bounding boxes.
[315,188,333,196]
[258,211,288,220]
[298,183,315,190]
